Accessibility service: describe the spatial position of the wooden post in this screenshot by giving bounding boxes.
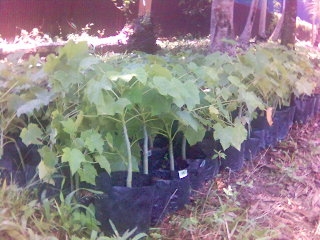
[138,0,152,16]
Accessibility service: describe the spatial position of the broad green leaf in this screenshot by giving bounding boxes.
[105,97,131,115]
[147,64,172,79]
[213,120,247,151]
[53,70,83,90]
[61,147,86,176]
[176,110,199,131]
[38,146,58,168]
[228,76,246,89]
[183,81,200,109]
[152,76,199,109]
[123,84,144,104]
[79,56,100,71]
[105,133,114,148]
[85,78,112,114]
[38,161,56,183]
[59,41,89,61]
[16,89,55,116]
[141,89,172,115]
[86,78,112,96]
[60,118,77,135]
[127,64,148,84]
[95,155,111,174]
[183,125,206,146]
[81,130,104,154]
[20,123,43,146]
[107,70,135,82]
[238,90,264,115]
[78,162,97,185]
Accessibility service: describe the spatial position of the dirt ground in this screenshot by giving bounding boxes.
[151,114,320,240]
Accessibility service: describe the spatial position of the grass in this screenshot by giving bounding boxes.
[0,181,100,240]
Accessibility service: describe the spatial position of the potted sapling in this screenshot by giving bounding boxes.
[86,62,155,236]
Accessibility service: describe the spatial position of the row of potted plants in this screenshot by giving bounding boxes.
[0,41,319,235]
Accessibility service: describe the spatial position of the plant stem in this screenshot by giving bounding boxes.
[181,134,187,161]
[122,117,132,188]
[143,124,149,175]
[169,137,175,172]
[0,130,3,158]
[148,135,153,149]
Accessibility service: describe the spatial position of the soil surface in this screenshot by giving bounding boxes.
[151,114,320,240]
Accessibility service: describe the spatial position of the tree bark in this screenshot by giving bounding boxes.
[138,0,152,16]
[281,0,297,48]
[238,0,259,45]
[210,0,235,54]
[258,0,268,39]
[269,0,286,42]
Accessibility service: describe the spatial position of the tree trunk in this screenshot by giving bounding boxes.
[238,0,259,45]
[210,0,235,54]
[138,0,152,16]
[269,0,286,42]
[281,0,297,48]
[258,0,268,39]
[309,0,320,44]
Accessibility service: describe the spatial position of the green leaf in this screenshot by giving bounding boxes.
[38,146,58,168]
[107,70,135,82]
[61,148,86,176]
[95,155,111,174]
[105,97,131,115]
[132,65,148,84]
[123,84,144,104]
[86,78,113,96]
[20,123,43,146]
[60,118,77,135]
[16,89,55,117]
[183,125,206,146]
[78,162,97,185]
[79,56,100,71]
[213,120,247,151]
[152,76,199,109]
[238,89,264,115]
[176,110,199,131]
[53,70,83,90]
[86,78,131,115]
[147,64,172,79]
[59,41,89,60]
[105,133,114,148]
[141,89,171,115]
[81,130,104,154]
[38,161,56,183]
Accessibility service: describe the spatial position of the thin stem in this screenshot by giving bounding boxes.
[169,137,175,172]
[122,116,132,188]
[181,134,187,161]
[143,124,149,174]
[0,129,3,158]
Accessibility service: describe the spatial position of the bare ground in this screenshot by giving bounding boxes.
[151,114,320,240]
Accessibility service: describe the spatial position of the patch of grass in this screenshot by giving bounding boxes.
[0,182,97,239]
[150,180,279,240]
